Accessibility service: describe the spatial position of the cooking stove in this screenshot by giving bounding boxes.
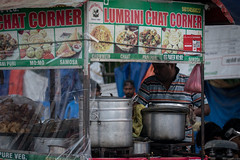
[150,141,196,157]
[91,147,133,158]
[204,140,239,159]
[91,141,196,158]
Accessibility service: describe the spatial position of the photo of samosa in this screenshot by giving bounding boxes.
[56,42,76,57]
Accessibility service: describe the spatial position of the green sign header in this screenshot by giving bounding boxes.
[88,0,204,63]
[0,6,84,69]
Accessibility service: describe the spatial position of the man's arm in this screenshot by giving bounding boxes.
[194,104,210,117]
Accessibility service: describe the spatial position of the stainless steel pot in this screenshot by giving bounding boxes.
[133,141,150,154]
[141,103,189,141]
[0,136,16,150]
[79,97,133,148]
[33,137,76,154]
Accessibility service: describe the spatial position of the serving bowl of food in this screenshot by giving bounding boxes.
[116,29,138,52]
[72,43,82,53]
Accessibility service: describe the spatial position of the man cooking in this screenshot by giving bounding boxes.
[132,63,210,139]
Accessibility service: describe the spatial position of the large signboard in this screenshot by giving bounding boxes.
[204,25,240,79]
[0,7,84,69]
[178,25,240,80]
[88,0,204,63]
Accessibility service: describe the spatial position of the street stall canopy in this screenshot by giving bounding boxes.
[212,0,240,25]
[0,0,88,10]
[0,0,239,159]
[1,0,239,25]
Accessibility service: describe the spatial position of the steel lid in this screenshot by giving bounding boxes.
[80,96,130,102]
[142,103,189,113]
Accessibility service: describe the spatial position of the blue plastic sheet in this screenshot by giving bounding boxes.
[114,63,130,97]
[204,81,240,128]
[114,62,150,97]
[0,70,10,96]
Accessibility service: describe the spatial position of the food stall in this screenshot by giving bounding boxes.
[0,1,91,159]
[87,0,205,158]
[0,0,208,159]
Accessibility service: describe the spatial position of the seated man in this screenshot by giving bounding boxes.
[196,122,223,147]
[123,79,135,98]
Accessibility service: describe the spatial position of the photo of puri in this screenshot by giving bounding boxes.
[161,28,185,54]
[139,26,161,54]
[55,27,83,59]
[0,31,18,60]
[114,25,138,54]
[89,24,114,53]
[19,29,54,59]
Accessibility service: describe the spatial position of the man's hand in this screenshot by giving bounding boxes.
[194,104,210,117]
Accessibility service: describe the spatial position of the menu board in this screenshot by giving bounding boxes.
[204,25,240,79]
[88,0,204,63]
[0,7,84,69]
[177,25,240,80]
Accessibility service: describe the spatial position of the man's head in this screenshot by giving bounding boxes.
[152,63,177,83]
[123,80,135,98]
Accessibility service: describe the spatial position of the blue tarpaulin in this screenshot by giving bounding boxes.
[0,70,10,96]
[114,62,151,97]
[204,81,240,128]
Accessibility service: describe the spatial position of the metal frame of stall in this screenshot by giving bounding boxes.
[0,4,88,160]
[0,0,207,159]
[84,1,207,159]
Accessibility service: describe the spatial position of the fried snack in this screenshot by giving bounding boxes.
[90,25,113,52]
[0,33,18,59]
[56,42,76,57]
[0,122,8,132]
[162,29,183,54]
[68,28,81,46]
[9,122,21,133]
[0,97,41,133]
[28,33,45,48]
[20,29,54,59]
[116,29,138,52]
[139,29,161,53]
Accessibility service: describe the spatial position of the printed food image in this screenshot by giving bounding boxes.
[19,29,54,59]
[139,28,161,53]
[0,33,18,60]
[0,96,42,133]
[116,29,138,52]
[56,28,82,58]
[90,25,113,52]
[162,28,184,54]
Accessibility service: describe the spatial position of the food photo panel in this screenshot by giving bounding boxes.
[89,24,114,53]
[161,28,185,54]
[114,25,138,54]
[55,27,83,59]
[139,26,161,55]
[0,31,19,60]
[18,29,55,59]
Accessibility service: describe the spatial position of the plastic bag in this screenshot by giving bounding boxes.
[184,64,201,93]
